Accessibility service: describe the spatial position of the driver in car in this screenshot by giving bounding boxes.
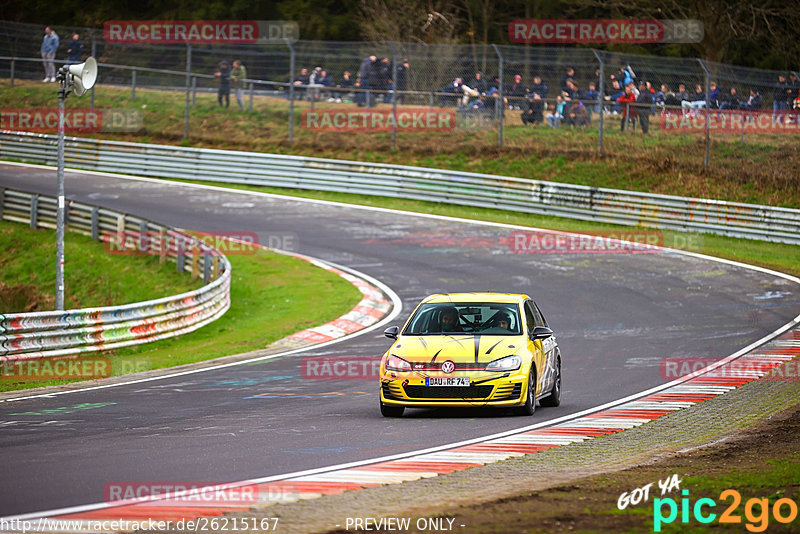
[495,313,511,331]
[440,307,463,332]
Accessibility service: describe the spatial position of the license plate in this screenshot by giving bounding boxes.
[426,377,470,386]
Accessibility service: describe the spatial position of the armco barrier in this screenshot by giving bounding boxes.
[0,188,231,361]
[1,130,799,244]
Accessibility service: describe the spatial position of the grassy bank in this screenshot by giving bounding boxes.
[2,79,799,208]
[0,221,362,391]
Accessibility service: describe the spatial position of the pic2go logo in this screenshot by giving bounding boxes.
[654,489,798,532]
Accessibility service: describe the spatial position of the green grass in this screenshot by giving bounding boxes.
[0,221,362,392]
[163,178,800,279]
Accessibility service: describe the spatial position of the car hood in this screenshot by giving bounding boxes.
[391,335,523,368]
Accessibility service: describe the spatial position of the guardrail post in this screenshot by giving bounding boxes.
[248,82,254,111]
[30,194,38,229]
[286,38,295,146]
[183,44,192,140]
[177,250,185,274]
[698,59,710,168]
[191,247,200,280]
[492,44,504,148]
[91,207,99,240]
[203,253,211,284]
[131,69,136,100]
[212,255,219,280]
[592,50,605,154]
[139,220,148,254]
[159,228,167,263]
[9,59,14,88]
[116,214,125,237]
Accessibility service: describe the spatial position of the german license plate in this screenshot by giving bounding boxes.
[426,377,470,386]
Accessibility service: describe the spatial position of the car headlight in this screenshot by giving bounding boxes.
[386,354,412,372]
[485,355,522,372]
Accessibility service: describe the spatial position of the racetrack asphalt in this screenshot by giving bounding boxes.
[1,163,799,516]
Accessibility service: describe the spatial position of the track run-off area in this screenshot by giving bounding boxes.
[1,161,799,521]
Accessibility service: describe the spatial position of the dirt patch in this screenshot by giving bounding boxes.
[0,282,53,312]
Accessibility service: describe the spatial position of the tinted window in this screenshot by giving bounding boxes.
[404,302,522,335]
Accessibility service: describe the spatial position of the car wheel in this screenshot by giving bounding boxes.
[540,356,561,408]
[380,401,404,417]
[516,367,536,416]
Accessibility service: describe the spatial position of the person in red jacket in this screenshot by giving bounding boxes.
[617,85,637,131]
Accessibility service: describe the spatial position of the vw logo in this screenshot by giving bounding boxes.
[440,360,455,374]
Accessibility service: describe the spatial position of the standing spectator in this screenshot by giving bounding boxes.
[66,33,82,65]
[215,60,231,108]
[40,26,59,82]
[582,81,599,122]
[378,57,392,103]
[231,59,247,109]
[773,74,789,114]
[636,81,653,134]
[396,59,409,104]
[617,85,637,131]
[357,55,376,107]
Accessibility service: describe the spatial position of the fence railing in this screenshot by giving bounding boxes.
[2,130,798,245]
[0,186,232,361]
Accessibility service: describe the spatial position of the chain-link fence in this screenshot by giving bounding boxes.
[1,20,799,166]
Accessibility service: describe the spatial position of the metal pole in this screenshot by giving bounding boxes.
[592,50,604,154]
[183,44,191,140]
[286,38,295,146]
[492,44,504,148]
[9,59,14,88]
[191,76,197,105]
[89,29,96,110]
[131,69,136,100]
[55,76,67,310]
[698,59,710,168]
[389,42,398,149]
[249,82,254,111]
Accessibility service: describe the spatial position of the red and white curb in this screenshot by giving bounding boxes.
[8,327,797,532]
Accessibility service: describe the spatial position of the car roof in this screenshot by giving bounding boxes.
[422,292,530,304]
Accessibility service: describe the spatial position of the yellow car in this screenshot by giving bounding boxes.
[379,293,562,417]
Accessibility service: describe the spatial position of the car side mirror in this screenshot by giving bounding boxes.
[531,326,553,340]
[384,326,400,340]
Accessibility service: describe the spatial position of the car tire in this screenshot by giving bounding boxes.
[516,367,536,416]
[540,356,561,408]
[380,401,404,417]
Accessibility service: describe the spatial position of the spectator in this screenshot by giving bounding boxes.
[318,69,334,100]
[561,67,575,91]
[655,84,671,113]
[378,57,392,103]
[564,79,578,100]
[773,74,789,113]
[546,95,565,127]
[40,26,59,82]
[396,59,409,104]
[606,79,624,113]
[231,59,247,109]
[636,81,653,134]
[337,71,354,103]
[507,74,526,109]
[357,55,377,107]
[617,65,636,88]
[565,100,588,127]
[441,77,463,107]
[66,33,82,65]
[214,60,231,108]
[708,81,721,109]
[719,87,740,110]
[617,85,637,131]
[365,57,385,106]
[530,76,548,99]
[681,84,706,113]
[461,72,485,107]
[789,73,800,103]
[673,83,689,105]
[292,67,309,100]
[521,92,544,126]
[582,81,599,121]
[741,89,762,110]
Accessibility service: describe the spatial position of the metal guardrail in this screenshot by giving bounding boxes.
[1,130,799,245]
[0,187,231,361]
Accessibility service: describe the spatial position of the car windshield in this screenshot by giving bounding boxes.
[403,302,522,335]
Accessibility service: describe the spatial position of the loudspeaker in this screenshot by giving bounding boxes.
[68,57,97,96]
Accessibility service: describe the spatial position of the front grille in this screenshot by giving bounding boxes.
[493,382,522,400]
[403,384,494,399]
[382,383,404,400]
